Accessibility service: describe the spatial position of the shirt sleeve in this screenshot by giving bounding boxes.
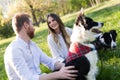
[37,47,59,71]
[8,48,39,80]
[65,27,73,36]
[47,35,64,62]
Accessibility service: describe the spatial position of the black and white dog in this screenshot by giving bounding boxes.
[91,30,117,50]
[64,10,117,80]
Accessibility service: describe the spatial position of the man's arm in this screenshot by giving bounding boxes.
[54,61,64,70]
[38,48,78,80]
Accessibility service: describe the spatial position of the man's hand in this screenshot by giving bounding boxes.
[58,66,78,80]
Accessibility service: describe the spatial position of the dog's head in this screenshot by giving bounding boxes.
[99,30,117,49]
[75,9,104,37]
[92,30,117,49]
[84,17,104,31]
[71,9,104,43]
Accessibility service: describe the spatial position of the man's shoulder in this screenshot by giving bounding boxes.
[5,40,20,51]
[4,40,21,57]
[30,40,38,47]
[6,39,25,51]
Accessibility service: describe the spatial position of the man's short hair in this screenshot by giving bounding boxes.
[12,13,31,33]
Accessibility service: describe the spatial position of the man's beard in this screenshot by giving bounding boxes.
[27,28,34,39]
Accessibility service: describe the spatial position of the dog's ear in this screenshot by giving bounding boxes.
[80,8,84,15]
[75,8,85,26]
[110,30,117,37]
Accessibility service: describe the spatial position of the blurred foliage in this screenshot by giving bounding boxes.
[0,18,14,39]
[0,0,110,39]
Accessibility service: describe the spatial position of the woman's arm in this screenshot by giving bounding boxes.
[47,35,65,62]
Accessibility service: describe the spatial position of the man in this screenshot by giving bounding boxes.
[4,13,78,80]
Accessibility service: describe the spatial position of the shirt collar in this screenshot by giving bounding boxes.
[15,36,34,48]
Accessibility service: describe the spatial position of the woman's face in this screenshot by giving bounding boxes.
[47,16,59,30]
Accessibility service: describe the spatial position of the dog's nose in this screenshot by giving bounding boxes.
[113,45,116,48]
[111,42,117,49]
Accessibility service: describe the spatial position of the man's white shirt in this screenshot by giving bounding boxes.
[4,36,57,80]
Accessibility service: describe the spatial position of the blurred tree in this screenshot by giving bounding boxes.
[25,0,39,27]
[89,0,95,6]
[6,0,29,19]
[5,0,49,27]
[69,0,90,11]
[55,0,70,15]
[88,0,107,6]
[2,0,109,27]
[0,7,2,23]
[23,0,55,26]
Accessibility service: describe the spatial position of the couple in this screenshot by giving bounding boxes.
[4,13,77,80]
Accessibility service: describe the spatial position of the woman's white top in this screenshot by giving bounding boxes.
[47,27,72,62]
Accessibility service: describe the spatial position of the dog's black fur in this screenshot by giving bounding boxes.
[65,56,90,80]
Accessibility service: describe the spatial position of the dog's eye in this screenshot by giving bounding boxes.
[84,23,88,27]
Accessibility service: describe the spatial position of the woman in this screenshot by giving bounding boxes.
[47,13,72,62]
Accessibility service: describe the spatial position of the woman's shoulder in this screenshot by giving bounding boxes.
[47,33,52,38]
[65,27,72,31]
[65,26,72,29]
[65,27,72,35]
[47,34,53,41]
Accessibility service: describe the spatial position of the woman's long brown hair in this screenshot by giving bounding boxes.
[47,13,71,49]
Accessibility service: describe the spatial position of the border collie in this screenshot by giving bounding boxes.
[91,30,117,50]
[64,10,117,80]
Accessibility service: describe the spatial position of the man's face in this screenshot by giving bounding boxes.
[27,20,35,39]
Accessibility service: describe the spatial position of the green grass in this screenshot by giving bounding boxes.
[0,0,120,79]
